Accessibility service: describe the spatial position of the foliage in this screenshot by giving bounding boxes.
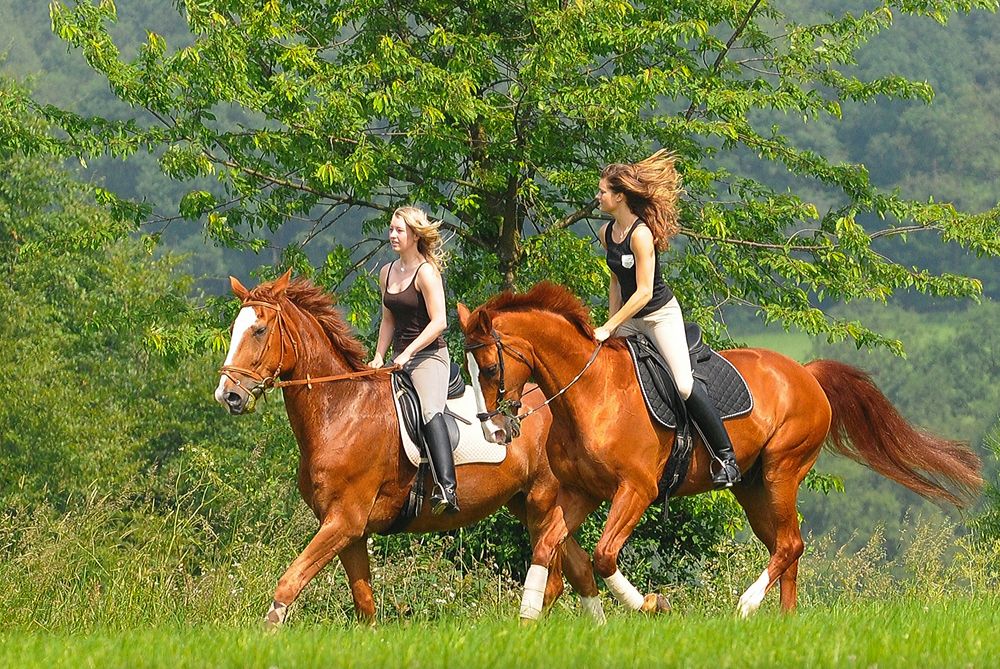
[971,425,1000,544]
[34,0,1000,352]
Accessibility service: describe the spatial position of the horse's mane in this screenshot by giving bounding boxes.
[480,281,597,340]
[249,277,368,372]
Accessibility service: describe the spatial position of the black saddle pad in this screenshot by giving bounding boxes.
[624,332,753,429]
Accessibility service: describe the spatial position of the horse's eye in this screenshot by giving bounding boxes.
[482,365,498,377]
[253,326,267,337]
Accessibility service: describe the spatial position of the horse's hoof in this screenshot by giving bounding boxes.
[263,601,288,632]
[640,593,671,614]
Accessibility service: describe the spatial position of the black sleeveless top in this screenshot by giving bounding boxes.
[605,220,672,317]
[382,261,446,353]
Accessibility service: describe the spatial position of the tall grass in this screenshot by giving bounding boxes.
[5,483,1000,631]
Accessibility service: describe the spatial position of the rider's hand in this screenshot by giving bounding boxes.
[593,326,612,343]
[393,351,412,367]
[367,353,384,369]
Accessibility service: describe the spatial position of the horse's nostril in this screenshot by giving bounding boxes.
[225,391,242,406]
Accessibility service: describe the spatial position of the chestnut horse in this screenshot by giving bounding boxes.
[214,272,604,627]
[459,282,983,619]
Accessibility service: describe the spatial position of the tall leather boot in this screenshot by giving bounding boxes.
[423,412,460,514]
[684,382,742,488]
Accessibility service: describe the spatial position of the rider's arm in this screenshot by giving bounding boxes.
[369,264,395,366]
[599,223,624,317]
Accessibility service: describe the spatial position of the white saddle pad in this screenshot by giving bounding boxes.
[392,385,507,468]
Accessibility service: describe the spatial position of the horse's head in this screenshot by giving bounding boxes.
[215,270,299,415]
[458,302,535,445]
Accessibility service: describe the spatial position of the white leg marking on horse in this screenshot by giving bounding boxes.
[581,596,607,625]
[738,569,771,618]
[605,570,644,611]
[519,564,548,620]
[215,307,257,403]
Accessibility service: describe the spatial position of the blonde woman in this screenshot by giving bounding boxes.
[368,206,458,513]
[595,151,741,487]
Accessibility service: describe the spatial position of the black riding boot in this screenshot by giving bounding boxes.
[684,382,742,488]
[424,413,460,514]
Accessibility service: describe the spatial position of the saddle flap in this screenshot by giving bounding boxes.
[391,371,423,446]
[392,370,462,453]
[447,362,464,400]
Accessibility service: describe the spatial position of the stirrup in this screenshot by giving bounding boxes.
[430,483,460,515]
[711,460,742,489]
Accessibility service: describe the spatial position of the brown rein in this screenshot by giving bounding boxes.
[219,298,397,393]
[273,366,399,389]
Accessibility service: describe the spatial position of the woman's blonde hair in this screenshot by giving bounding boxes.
[393,206,447,272]
[601,149,682,252]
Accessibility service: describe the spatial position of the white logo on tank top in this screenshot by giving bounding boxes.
[621,254,635,269]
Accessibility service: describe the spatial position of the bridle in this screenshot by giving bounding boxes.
[219,298,395,406]
[465,327,603,442]
[218,300,298,401]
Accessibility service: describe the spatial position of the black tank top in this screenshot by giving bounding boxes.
[382,261,446,353]
[605,220,672,317]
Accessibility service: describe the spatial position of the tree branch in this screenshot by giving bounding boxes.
[685,0,764,121]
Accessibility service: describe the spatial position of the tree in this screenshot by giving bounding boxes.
[38,0,1000,350]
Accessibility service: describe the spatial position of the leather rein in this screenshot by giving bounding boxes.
[218,299,396,400]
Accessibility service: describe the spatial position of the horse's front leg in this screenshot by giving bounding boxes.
[520,491,596,623]
[265,515,362,630]
[593,483,669,614]
[338,538,376,624]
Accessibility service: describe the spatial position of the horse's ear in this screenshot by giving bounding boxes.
[230,276,250,302]
[457,303,472,332]
[272,268,293,297]
[470,308,493,338]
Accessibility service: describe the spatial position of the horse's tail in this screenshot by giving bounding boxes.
[805,358,982,508]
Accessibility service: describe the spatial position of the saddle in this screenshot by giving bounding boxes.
[623,325,753,501]
[385,363,506,532]
[392,362,467,453]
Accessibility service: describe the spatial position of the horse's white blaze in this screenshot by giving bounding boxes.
[737,568,771,618]
[466,352,496,441]
[581,596,607,625]
[214,307,258,404]
[605,570,644,611]
[519,564,548,620]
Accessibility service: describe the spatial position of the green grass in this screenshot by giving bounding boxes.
[729,329,814,362]
[3,598,998,668]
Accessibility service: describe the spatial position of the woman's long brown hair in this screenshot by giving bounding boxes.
[601,149,681,252]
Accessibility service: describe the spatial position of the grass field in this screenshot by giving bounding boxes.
[3,598,998,668]
[728,328,815,362]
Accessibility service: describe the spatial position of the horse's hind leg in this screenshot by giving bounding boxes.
[339,538,376,624]
[731,435,819,616]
